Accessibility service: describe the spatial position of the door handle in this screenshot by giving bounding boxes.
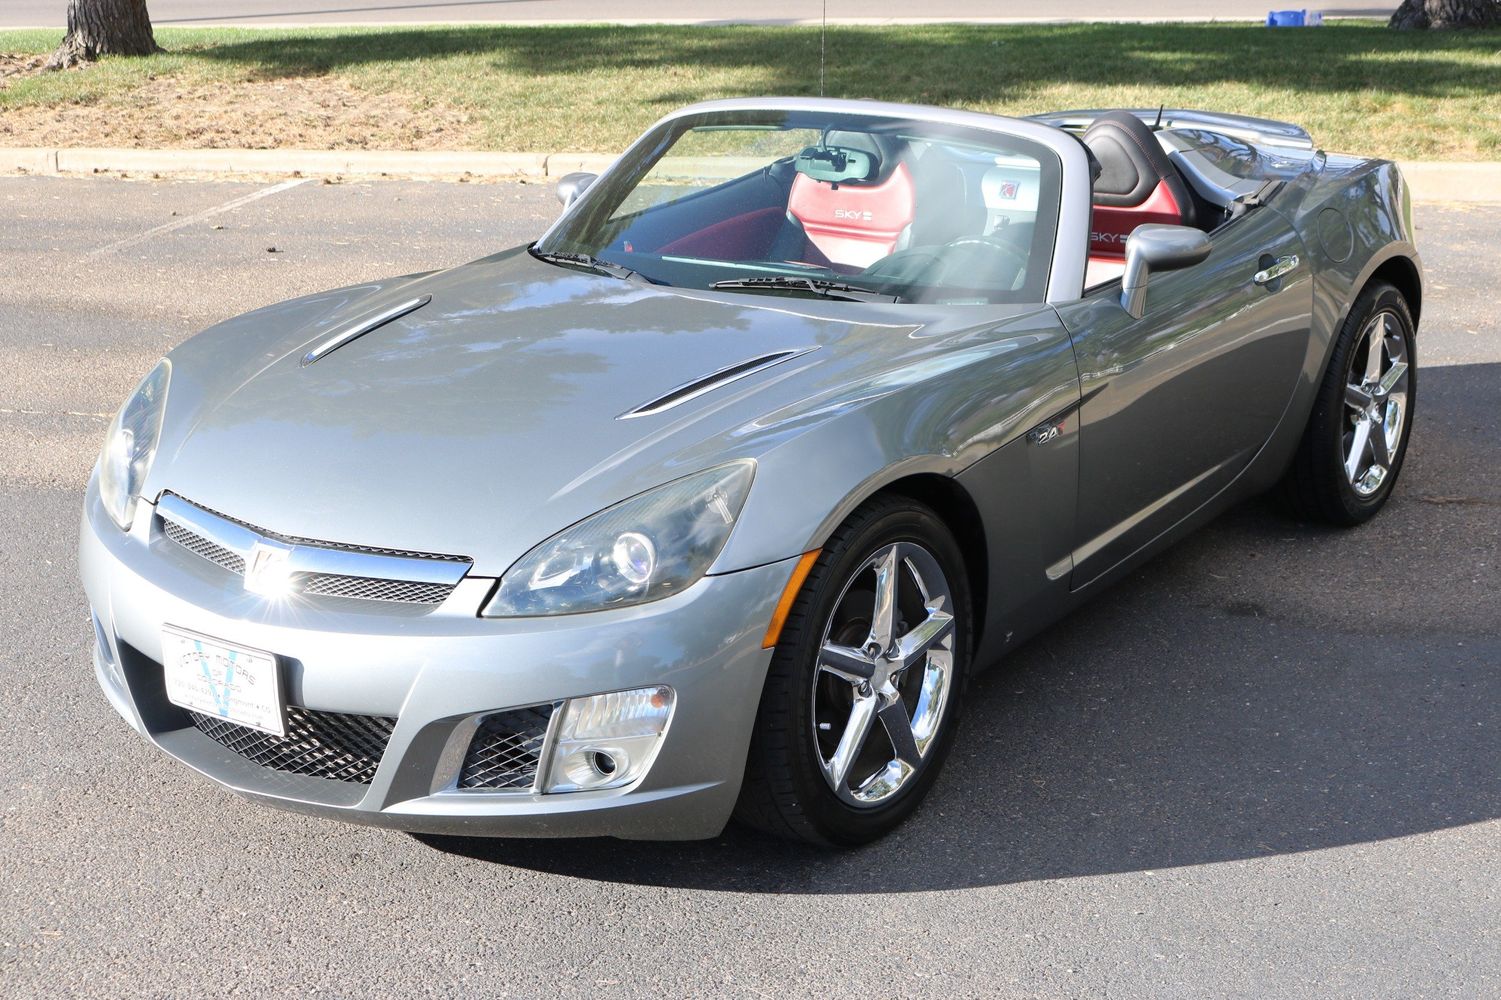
[1254,254,1300,286]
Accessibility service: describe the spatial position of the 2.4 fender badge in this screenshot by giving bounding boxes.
[1027,418,1065,446]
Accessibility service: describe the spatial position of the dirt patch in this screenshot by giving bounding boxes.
[0,53,51,88]
[0,73,484,150]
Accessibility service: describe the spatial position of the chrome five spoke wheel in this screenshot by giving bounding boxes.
[812,541,956,806]
[1344,310,1410,497]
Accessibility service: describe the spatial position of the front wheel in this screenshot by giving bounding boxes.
[1278,280,1416,525]
[734,496,971,847]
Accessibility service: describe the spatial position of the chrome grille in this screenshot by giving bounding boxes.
[188,706,396,784]
[289,540,466,563]
[157,494,468,608]
[459,706,555,790]
[300,573,452,605]
[161,516,245,575]
[169,494,467,564]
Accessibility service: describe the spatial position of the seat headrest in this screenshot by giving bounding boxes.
[1083,111,1177,208]
[822,130,906,184]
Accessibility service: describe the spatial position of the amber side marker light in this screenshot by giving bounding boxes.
[762,549,822,649]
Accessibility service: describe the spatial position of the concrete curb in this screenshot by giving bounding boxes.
[0,148,59,174]
[0,147,553,179]
[1,146,1498,203]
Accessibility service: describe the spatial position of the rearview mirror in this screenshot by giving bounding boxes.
[556,172,597,208]
[794,145,878,184]
[1120,224,1212,319]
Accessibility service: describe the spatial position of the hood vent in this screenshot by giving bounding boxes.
[301,295,432,367]
[619,347,817,419]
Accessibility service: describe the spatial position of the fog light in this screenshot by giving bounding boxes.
[543,686,674,793]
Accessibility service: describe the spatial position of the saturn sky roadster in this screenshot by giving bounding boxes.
[80,98,1420,845]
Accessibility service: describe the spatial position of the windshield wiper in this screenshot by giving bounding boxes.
[710,275,901,303]
[531,248,653,284]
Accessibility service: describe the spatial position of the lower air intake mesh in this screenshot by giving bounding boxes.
[458,705,556,790]
[188,706,396,784]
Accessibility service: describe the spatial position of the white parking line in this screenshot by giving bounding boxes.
[87,178,309,257]
[0,408,111,419]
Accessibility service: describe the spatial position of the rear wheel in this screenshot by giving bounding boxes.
[1278,280,1416,525]
[734,496,971,847]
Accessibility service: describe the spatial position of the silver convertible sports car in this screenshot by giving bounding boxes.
[81,98,1420,846]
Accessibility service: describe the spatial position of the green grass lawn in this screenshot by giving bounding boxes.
[3,21,1500,159]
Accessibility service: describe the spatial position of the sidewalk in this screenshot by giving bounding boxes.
[1,146,1497,204]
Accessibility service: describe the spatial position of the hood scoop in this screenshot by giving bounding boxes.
[619,347,816,419]
[300,295,431,367]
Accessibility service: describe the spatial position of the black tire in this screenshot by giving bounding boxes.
[1277,280,1416,526]
[734,495,972,847]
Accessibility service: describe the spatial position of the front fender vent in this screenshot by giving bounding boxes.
[619,347,816,419]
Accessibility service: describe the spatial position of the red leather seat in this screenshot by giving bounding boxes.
[1083,112,1196,262]
[785,158,916,270]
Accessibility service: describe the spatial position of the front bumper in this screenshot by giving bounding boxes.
[79,477,788,840]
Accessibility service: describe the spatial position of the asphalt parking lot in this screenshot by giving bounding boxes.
[1,174,1497,998]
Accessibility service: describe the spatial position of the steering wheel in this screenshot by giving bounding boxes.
[862,232,1031,297]
[937,234,1029,290]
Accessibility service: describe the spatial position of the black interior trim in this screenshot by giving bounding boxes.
[1082,111,1197,227]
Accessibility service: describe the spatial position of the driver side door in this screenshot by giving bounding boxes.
[1054,205,1312,590]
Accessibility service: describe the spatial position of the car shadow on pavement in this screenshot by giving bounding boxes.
[417,362,1501,893]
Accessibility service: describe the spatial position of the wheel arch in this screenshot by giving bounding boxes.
[1368,254,1422,329]
[1312,242,1422,381]
[866,473,990,651]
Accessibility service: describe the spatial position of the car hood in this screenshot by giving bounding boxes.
[151,249,990,575]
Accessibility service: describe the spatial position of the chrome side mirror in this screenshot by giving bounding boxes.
[1120,224,1212,319]
[556,172,597,209]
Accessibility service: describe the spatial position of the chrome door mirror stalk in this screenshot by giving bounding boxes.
[556,171,598,208]
[1120,224,1213,318]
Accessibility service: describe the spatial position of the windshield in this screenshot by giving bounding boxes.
[536,109,1062,305]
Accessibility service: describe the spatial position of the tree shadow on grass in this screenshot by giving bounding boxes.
[183,21,1501,102]
[418,361,1501,894]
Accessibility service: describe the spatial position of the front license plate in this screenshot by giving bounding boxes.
[161,626,285,737]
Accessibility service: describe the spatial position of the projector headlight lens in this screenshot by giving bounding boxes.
[611,531,656,587]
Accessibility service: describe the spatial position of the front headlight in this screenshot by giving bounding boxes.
[99,358,171,531]
[483,461,754,617]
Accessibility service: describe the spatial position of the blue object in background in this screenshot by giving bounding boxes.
[1267,9,1324,26]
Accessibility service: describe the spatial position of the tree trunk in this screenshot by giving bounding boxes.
[45,0,159,70]
[1390,0,1501,28]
